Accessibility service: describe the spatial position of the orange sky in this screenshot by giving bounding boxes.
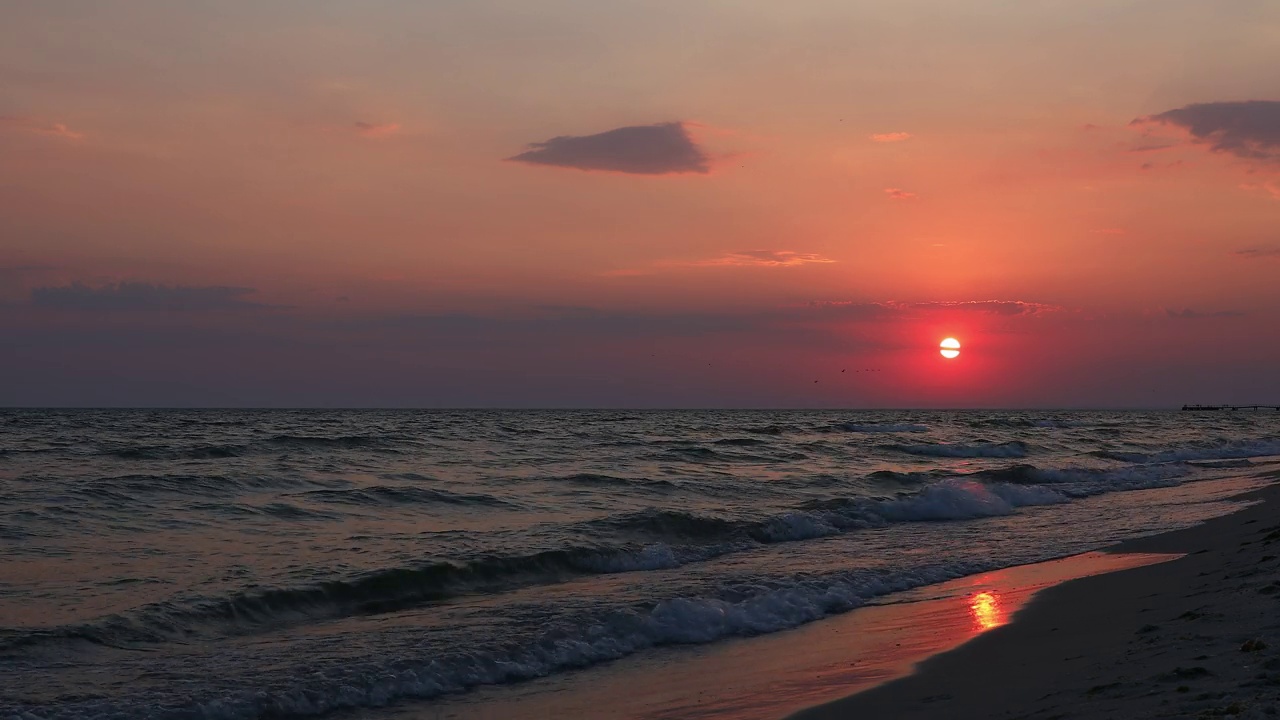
[1,1,1277,406]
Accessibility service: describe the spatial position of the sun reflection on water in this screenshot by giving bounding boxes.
[969,591,1003,630]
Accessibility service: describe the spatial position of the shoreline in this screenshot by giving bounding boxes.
[791,471,1280,719]
[401,552,1176,720]
[377,472,1275,720]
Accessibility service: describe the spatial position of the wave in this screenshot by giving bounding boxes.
[741,425,790,435]
[664,446,718,458]
[1090,437,1280,464]
[969,417,1102,429]
[832,422,929,433]
[971,462,1193,493]
[543,473,679,491]
[599,475,1081,547]
[90,473,321,498]
[106,444,246,460]
[874,479,1068,521]
[4,456,1216,656]
[0,544,691,653]
[0,475,1103,656]
[294,486,514,508]
[866,469,952,485]
[264,434,405,452]
[889,441,1029,458]
[101,435,407,461]
[21,559,1004,720]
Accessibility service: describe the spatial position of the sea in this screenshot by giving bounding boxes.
[2,409,1279,720]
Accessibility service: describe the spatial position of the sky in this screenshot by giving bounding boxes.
[2,0,1278,408]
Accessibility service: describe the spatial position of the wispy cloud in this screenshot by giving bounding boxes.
[870,132,912,143]
[508,122,710,175]
[1235,245,1280,259]
[1165,307,1245,320]
[1239,181,1280,200]
[1133,101,1280,163]
[803,299,1061,318]
[31,282,264,312]
[353,121,401,139]
[604,249,835,277]
[692,250,836,267]
[884,187,918,201]
[908,300,1060,316]
[0,116,84,141]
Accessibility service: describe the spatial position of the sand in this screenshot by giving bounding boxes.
[792,472,1280,720]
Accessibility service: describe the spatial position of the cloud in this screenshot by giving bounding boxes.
[907,300,1059,316]
[608,250,836,275]
[1235,245,1280,259]
[1239,181,1280,200]
[870,132,912,143]
[31,282,264,311]
[693,250,836,268]
[353,121,401,138]
[0,116,84,141]
[1134,101,1280,162]
[801,299,1061,318]
[1165,307,1245,320]
[508,122,710,175]
[884,187,918,201]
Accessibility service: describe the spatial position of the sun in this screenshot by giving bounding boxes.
[940,337,961,359]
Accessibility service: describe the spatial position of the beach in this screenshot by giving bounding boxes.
[794,470,1280,720]
[402,467,1280,720]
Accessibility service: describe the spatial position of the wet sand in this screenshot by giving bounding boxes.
[792,473,1280,720]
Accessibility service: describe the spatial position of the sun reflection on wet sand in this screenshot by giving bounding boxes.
[969,591,1003,630]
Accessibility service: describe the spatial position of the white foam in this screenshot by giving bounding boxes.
[872,479,1065,522]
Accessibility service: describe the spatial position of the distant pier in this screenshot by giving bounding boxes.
[1181,404,1280,411]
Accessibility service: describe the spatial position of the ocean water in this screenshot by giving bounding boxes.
[2,409,1279,720]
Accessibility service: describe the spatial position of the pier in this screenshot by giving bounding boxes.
[1181,404,1280,411]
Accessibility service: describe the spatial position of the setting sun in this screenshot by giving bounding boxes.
[940,337,961,359]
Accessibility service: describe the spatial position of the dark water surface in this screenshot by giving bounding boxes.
[2,409,1279,719]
